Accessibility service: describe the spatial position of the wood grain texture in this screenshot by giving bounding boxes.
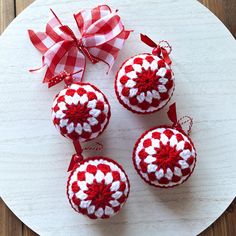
[199,0,236,37]
[0,200,22,236]
[15,0,34,15]
[0,0,15,33]
[0,0,235,236]
[200,199,236,236]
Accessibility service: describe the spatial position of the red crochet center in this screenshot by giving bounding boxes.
[67,156,130,219]
[132,126,197,188]
[52,82,111,142]
[115,53,175,114]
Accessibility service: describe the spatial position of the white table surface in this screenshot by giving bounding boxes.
[0,0,236,235]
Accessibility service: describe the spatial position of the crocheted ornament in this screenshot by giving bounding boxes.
[52,82,111,142]
[67,154,130,219]
[133,103,197,188]
[115,34,174,114]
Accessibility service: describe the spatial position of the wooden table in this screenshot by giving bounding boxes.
[0,1,235,235]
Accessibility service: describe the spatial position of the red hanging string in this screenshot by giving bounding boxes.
[67,141,104,172]
[84,142,104,151]
[167,103,193,135]
[177,116,193,136]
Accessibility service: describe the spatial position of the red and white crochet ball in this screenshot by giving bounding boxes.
[67,157,130,219]
[115,54,174,114]
[52,83,111,142]
[133,127,197,188]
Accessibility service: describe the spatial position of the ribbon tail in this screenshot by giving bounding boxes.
[167,103,178,124]
[50,8,63,26]
[29,56,46,75]
[48,75,63,88]
[140,34,158,48]
[81,46,99,64]
[29,65,45,73]
[67,154,83,172]
[161,48,172,65]
[73,141,83,155]
[67,141,84,172]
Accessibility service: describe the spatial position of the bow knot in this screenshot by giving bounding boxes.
[29,5,131,87]
[48,69,83,88]
[140,34,172,65]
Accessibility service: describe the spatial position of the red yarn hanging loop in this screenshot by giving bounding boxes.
[177,116,193,136]
[167,103,193,135]
[84,142,104,151]
[140,34,172,65]
[67,141,104,172]
[158,40,172,55]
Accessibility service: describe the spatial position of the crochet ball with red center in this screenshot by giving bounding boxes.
[115,54,174,114]
[133,127,197,188]
[67,157,130,219]
[52,83,111,142]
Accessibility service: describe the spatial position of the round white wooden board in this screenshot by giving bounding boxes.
[0,0,236,235]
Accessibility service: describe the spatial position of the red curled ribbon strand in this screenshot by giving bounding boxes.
[167,103,193,135]
[28,5,131,87]
[140,34,172,65]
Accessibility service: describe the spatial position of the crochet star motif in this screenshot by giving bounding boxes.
[154,142,182,172]
[85,181,113,209]
[134,68,161,94]
[64,102,92,125]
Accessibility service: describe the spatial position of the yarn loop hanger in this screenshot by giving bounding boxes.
[167,103,193,135]
[67,141,104,172]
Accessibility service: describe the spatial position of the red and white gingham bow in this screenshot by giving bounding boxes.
[28,5,131,87]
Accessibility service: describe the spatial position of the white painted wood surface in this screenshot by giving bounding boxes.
[0,0,236,235]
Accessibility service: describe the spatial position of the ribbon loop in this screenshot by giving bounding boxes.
[167,103,193,135]
[28,5,131,87]
[140,34,172,65]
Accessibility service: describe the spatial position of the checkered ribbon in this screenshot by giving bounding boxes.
[28,5,131,87]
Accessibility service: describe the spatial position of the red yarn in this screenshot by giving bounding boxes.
[67,157,130,219]
[133,125,197,188]
[52,82,111,142]
[64,103,92,124]
[135,68,161,94]
[115,53,175,114]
